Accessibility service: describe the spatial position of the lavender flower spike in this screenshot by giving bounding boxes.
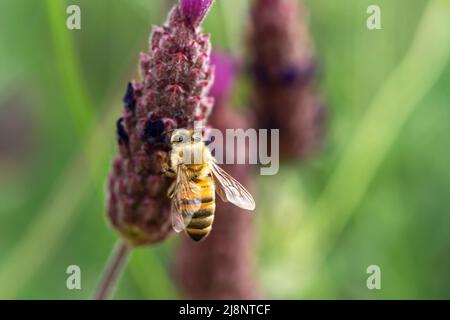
[248,0,325,160]
[181,0,214,27]
[107,0,215,246]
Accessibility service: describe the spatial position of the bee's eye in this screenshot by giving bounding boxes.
[192,135,202,142]
[172,134,187,143]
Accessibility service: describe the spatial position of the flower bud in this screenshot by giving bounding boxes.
[181,0,214,27]
[248,0,326,160]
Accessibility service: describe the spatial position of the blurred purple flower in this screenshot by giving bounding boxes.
[181,0,214,27]
[210,50,237,102]
[248,0,326,160]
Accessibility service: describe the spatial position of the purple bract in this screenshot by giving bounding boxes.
[180,0,214,26]
[210,51,236,101]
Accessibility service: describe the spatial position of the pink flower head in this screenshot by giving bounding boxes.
[107,0,215,246]
[181,0,214,27]
[210,51,237,101]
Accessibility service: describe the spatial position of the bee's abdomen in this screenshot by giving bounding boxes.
[185,177,215,242]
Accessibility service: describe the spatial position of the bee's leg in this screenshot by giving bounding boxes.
[167,181,176,198]
[196,165,211,180]
[161,159,169,174]
[161,156,176,178]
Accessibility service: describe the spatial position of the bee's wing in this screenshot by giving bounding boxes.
[171,166,202,232]
[208,161,256,211]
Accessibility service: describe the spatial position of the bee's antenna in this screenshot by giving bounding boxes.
[162,128,176,136]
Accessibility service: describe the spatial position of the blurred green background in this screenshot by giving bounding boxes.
[1,0,450,299]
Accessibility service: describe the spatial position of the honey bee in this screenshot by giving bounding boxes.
[163,128,255,242]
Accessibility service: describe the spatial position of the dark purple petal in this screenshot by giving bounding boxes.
[142,119,166,144]
[280,61,317,86]
[251,62,317,87]
[123,82,136,111]
[116,117,129,145]
[250,63,271,87]
[180,0,213,26]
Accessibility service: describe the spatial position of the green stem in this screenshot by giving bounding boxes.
[93,242,131,300]
[45,0,93,135]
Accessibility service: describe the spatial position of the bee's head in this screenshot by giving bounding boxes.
[170,129,206,166]
[170,129,203,145]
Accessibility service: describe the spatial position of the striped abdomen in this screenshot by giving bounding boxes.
[184,175,216,242]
